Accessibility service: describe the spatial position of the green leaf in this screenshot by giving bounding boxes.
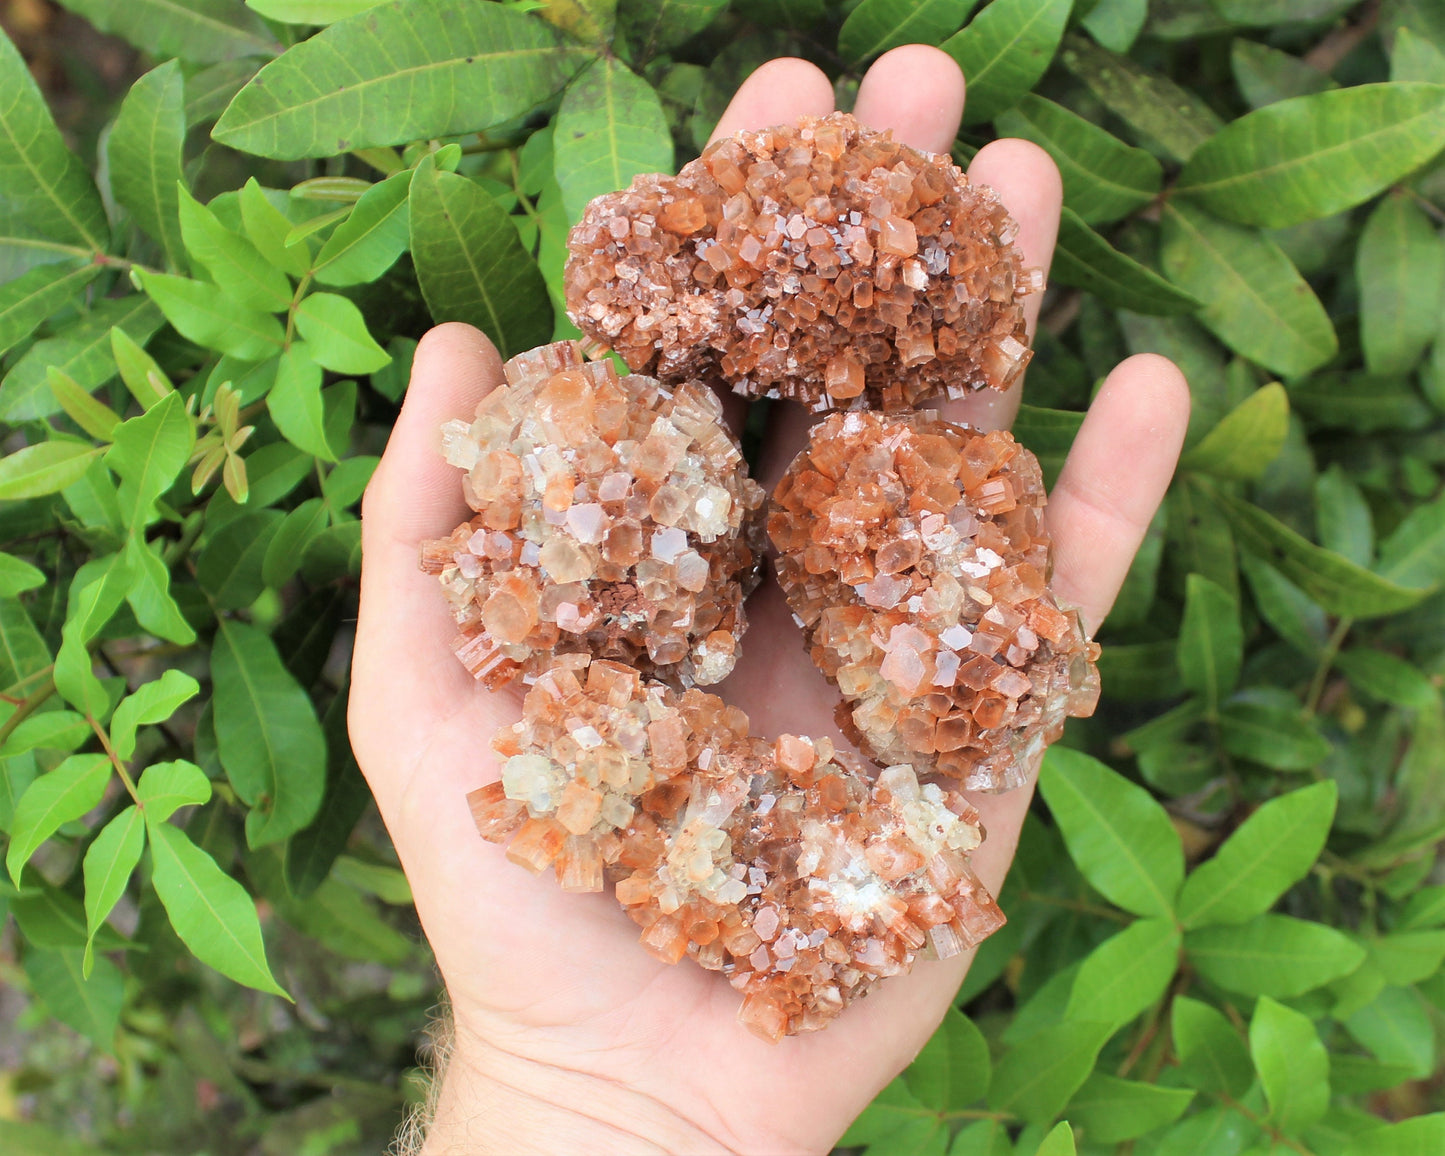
[177,185,293,312]
[261,498,328,587]
[1342,1114,1445,1156]
[109,669,200,761]
[1033,1121,1077,1156]
[284,693,370,898]
[211,619,326,847]
[1167,473,1239,600]
[1357,192,1445,375]
[1181,384,1289,481]
[1160,201,1337,376]
[1315,465,1374,566]
[1345,985,1435,1076]
[246,0,383,21]
[949,1120,1013,1156]
[1080,0,1145,53]
[1393,28,1445,85]
[1219,700,1330,770]
[1039,747,1183,919]
[839,1078,941,1149]
[987,1020,1110,1124]
[49,368,120,442]
[838,0,975,65]
[186,58,264,127]
[1065,916,1180,1033]
[136,759,213,823]
[1250,997,1329,1133]
[0,260,101,359]
[409,156,553,357]
[196,509,284,609]
[237,179,309,278]
[1178,781,1337,929]
[617,0,726,56]
[313,170,412,286]
[1065,1073,1192,1143]
[0,713,87,757]
[1216,488,1434,617]
[0,553,45,599]
[0,297,163,421]
[110,323,173,411]
[53,553,129,715]
[1172,995,1254,1098]
[6,753,111,885]
[941,0,1071,126]
[23,948,123,1052]
[56,0,280,62]
[0,29,108,252]
[0,442,103,501]
[133,269,285,360]
[107,61,186,269]
[123,536,196,646]
[1059,33,1222,162]
[145,818,289,997]
[1187,914,1366,997]
[1176,84,1445,228]
[1368,930,1445,986]
[268,343,333,461]
[1050,208,1200,314]
[1377,492,1445,589]
[1178,574,1243,713]
[213,0,585,159]
[293,292,389,373]
[553,58,674,224]
[105,391,197,531]
[81,805,144,976]
[1288,370,1434,432]
[995,94,1161,225]
[1231,40,1337,111]
[1338,648,1439,710]
[907,1006,992,1110]
[13,882,128,951]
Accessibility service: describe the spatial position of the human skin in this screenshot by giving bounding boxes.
[350,46,1191,1156]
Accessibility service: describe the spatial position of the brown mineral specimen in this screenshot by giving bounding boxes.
[769,411,1100,792]
[422,341,765,689]
[564,112,1040,412]
[470,653,1004,1040]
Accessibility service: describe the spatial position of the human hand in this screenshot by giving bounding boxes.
[350,46,1190,1155]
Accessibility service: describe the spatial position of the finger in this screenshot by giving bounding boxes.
[937,138,1063,433]
[1047,353,1191,633]
[351,323,507,793]
[851,44,966,153]
[708,57,835,145]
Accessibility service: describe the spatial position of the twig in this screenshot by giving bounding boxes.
[0,670,57,747]
[1301,0,1385,74]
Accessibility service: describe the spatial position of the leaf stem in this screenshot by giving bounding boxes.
[1217,1093,1319,1156]
[1015,889,1131,923]
[88,712,142,806]
[284,272,316,349]
[1303,617,1353,718]
[0,669,57,747]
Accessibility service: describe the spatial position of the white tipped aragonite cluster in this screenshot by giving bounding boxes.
[426,113,1098,1041]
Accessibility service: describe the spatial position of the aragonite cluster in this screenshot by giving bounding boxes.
[768,411,1100,792]
[421,341,764,688]
[429,113,1099,1041]
[469,654,1004,1039]
[564,111,1039,411]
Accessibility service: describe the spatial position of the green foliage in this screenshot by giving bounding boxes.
[3,1,1445,1151]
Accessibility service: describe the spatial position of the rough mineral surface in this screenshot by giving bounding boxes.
[469,653,1004,1040]
[769,411,1100,792]
[421,341,765,689]
[564,111,1039,412]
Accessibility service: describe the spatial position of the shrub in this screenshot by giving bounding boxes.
[1,0,1443,1152]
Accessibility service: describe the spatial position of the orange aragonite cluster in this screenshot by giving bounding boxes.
[769,411,1099,792]
[421,341,764,689]
[565,112,1038,411]
[469,653,1003,1040]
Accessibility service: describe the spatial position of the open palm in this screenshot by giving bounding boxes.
[351,47,1190,1156]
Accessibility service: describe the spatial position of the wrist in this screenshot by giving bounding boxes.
[419,1019,739,1156]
